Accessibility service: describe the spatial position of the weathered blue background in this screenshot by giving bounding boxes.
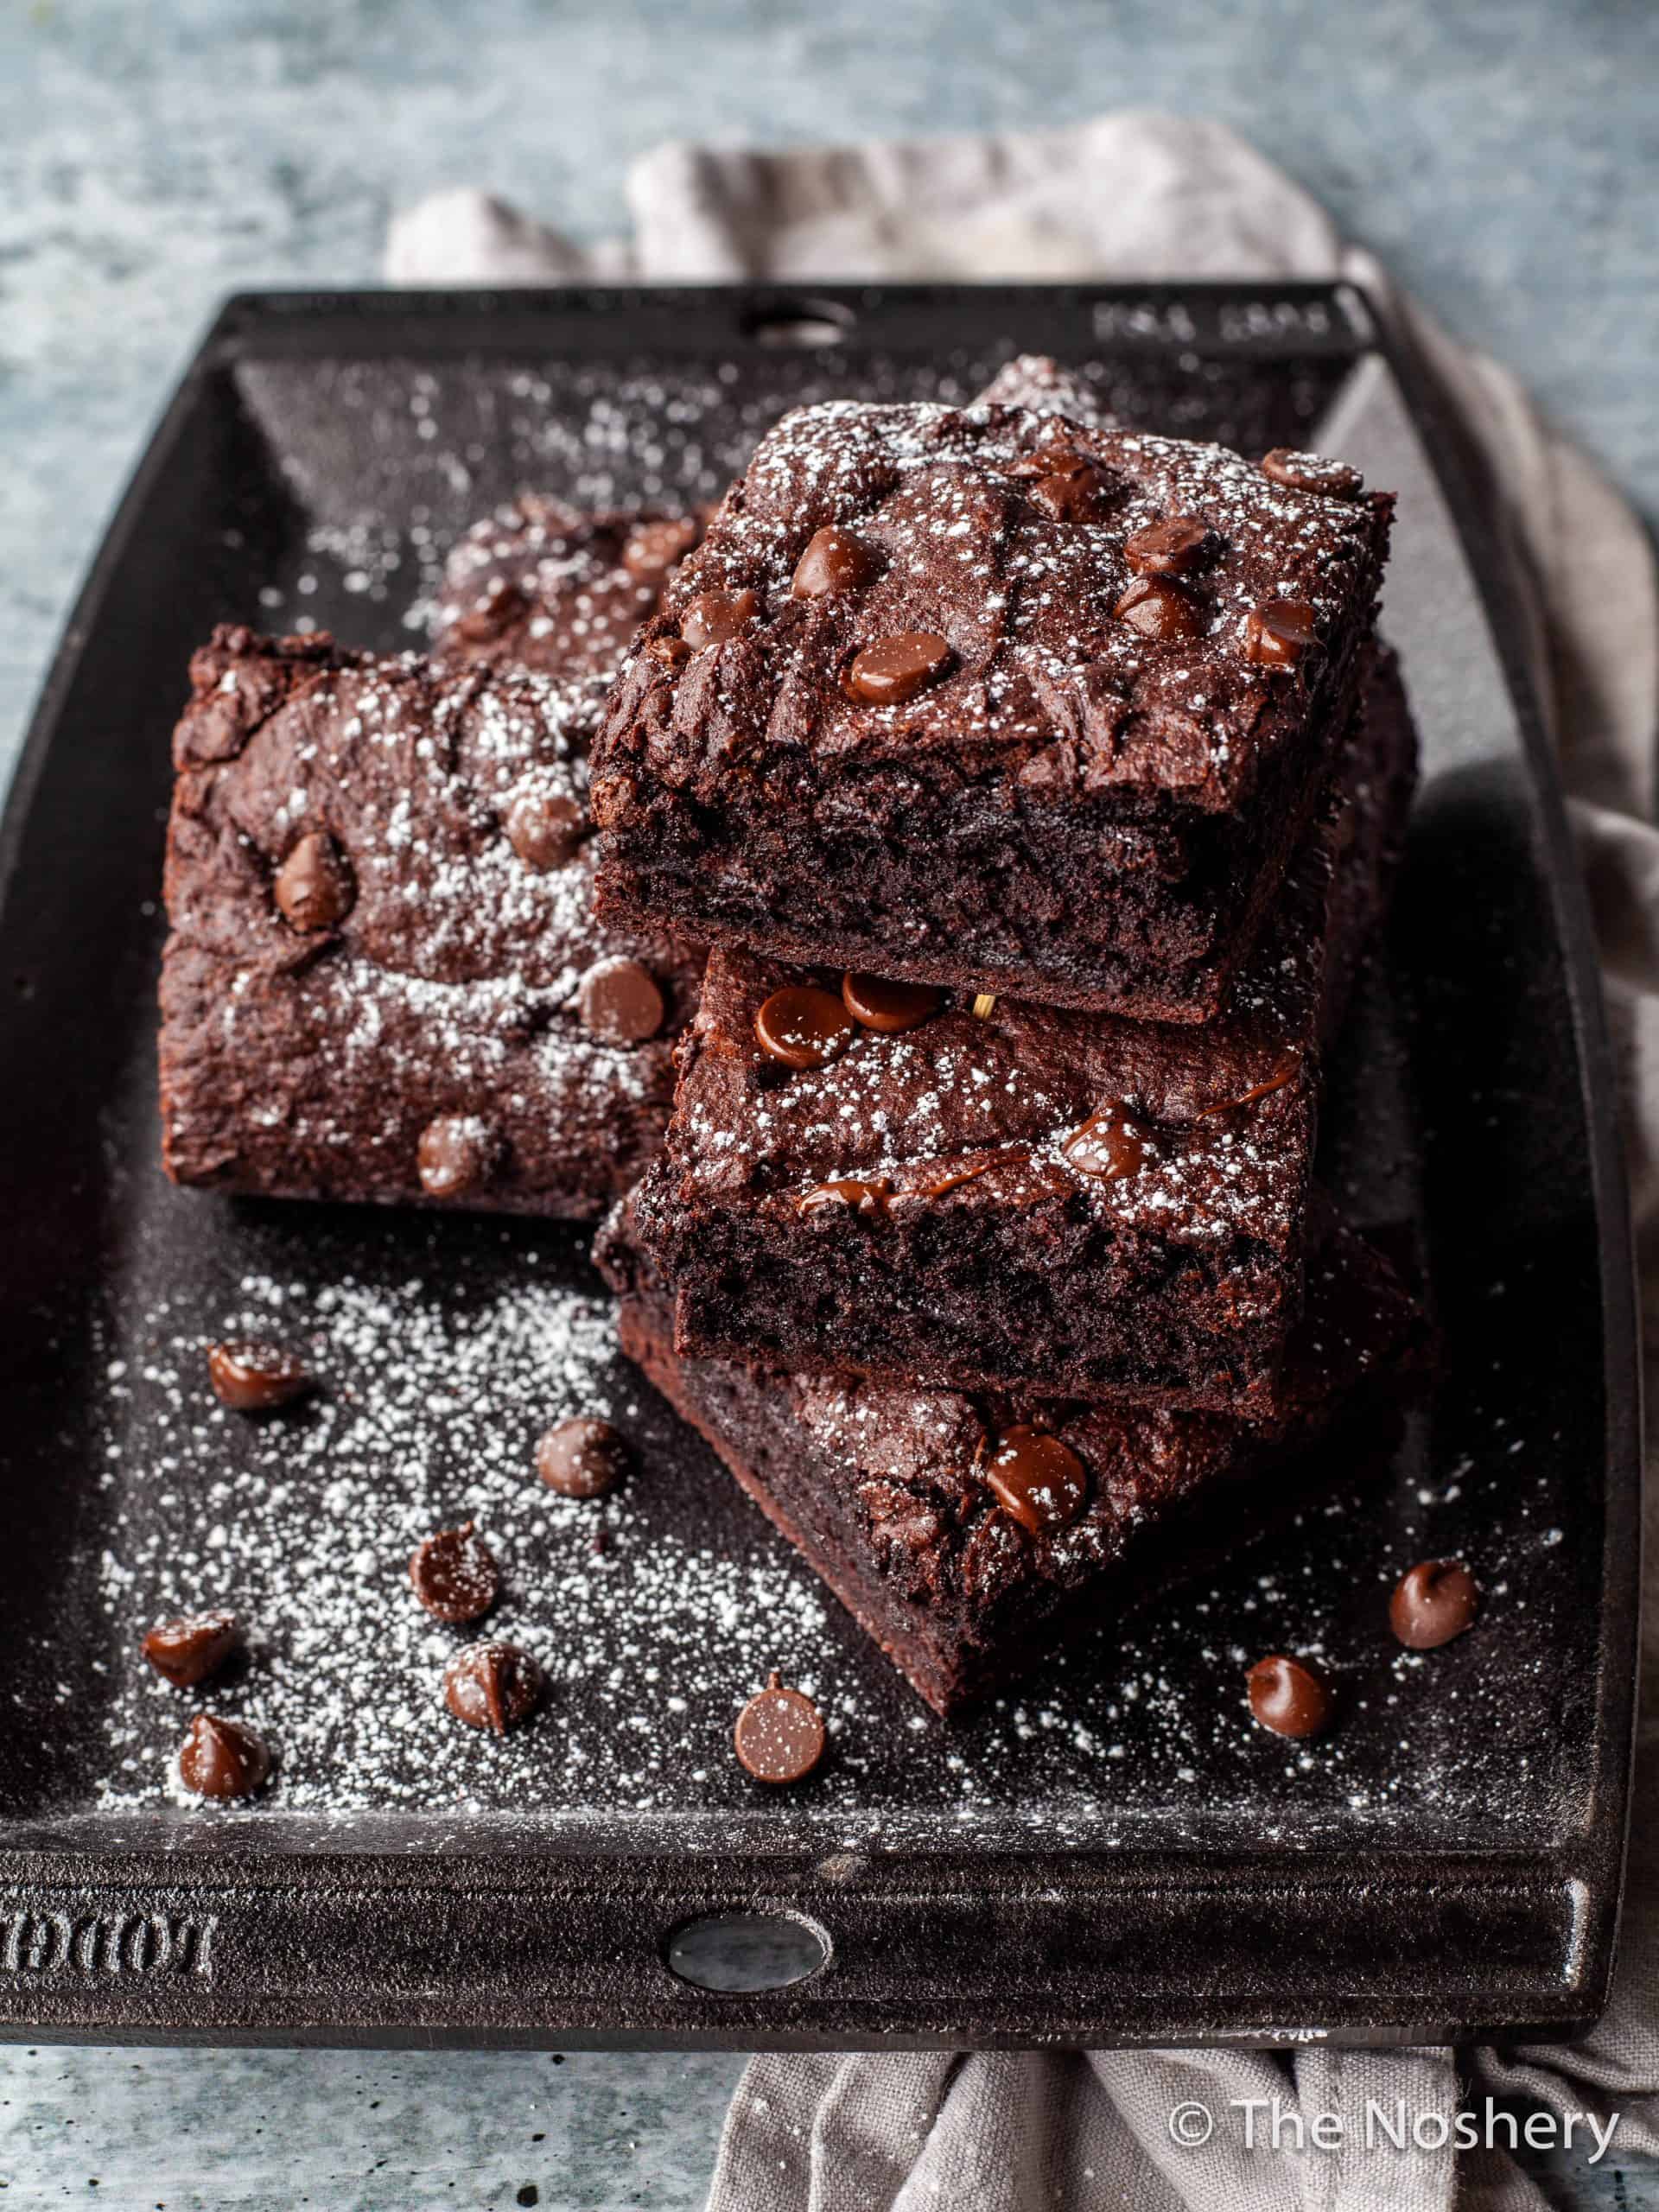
[2,0,1656,2203]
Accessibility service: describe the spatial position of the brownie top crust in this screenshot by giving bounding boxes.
[593,396,1389,824]
[434,497,702,677]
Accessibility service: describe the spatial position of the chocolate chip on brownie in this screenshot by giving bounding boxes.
[273,830,353,932]
[977,1427,1090,1535]
[754,985,855,1071]
[416,1115,496,1199]
[791,525,882,600]
[846,632,952,704]
[1113,575,1203,642]
[1241,599,1319,668]
[505,787,585,871]
[682,588,759,649]
[578,956,665,1046]
[841,973,943,1033]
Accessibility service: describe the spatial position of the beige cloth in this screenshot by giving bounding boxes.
[390,115,1659,2211]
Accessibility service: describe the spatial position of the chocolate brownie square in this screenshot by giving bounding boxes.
[590,390,1391,1020]
[600,1208,1421,1713]
[159,625,701,1217]
[433,498,702,677]
[625,647,1415,1414]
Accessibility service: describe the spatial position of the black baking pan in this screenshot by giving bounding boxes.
[0,282,1638,2050]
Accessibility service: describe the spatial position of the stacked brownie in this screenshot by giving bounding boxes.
[156,357,1421,1718]
[588,372,1420,1710]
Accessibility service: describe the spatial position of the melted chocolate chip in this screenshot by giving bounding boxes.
[1199,1052,1302,1117]
[1112,575,1203,643]
[177,1713,270,1799]
[273,830,353,932]
[1123,515,1211,576]
[454,579,524,643]
[578,956,665,1046]
[798,1176,893,1219]
[207,1340,310,1413]
[143,1611,242,1690]
[622,516,699,582]
[754,985,855,1071]
[791,525,882,600]
[734,1671,825,1783]
[978,1427,1089,1535]
[680,588,759,649]
[1247,1655,1333,1738]
[443,1642,543,1734]
[505,788,584,871]
[1261,448,1363,499]
[537,1416,631,1499]
[841,972,943,1033]
[1389,1560,1479,1650]
[645,634,692,669]
[1062,1103,1152,1181]
[1027,462,1115,524]
[409,1522,499,1624]
[847,632,952,705]
[417,1116,495,1199]
[1241,599,1319,667]
[916,1159,991,1199]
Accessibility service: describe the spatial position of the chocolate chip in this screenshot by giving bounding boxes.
[1123,516,1210,576]
[409,1522,499,1624]
[645,633,691,669]
[734,1671,825,1783]
[680,588,758,649]
[622,516,699,582]
[1241,599,1319,667]
[754,985,855,1070]
[1027,463,1115,523]
[505,788,584,871]
[443,1642,542,1733]
[143,1611,241,1690]
[1007,442,1091,480]
[577,956,665,1046]
[791,525,882,600]
[207,1340,310,1413]
[1261,448,1363,499]
[1247,1655,1333,1738]
[273,830,353,932]
[537,1416,630,1499]
[417,1115,495,1199]
[847,632,952,705]
[1063,1103,1151,1181]
[177,1713,270,1799]
[1389,1560,1479,1650]
[977,1427,1089,1535]
[841,972,943,1033]
[454,579,524,643]
[798,1177,892,1219]
[1112,575,1203,643]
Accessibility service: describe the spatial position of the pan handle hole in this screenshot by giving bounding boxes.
[664,1910,830,1992]
[741,298,857,348]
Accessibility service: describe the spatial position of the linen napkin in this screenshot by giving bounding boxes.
[390,113,1659,2212]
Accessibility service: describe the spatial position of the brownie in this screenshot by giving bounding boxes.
[159,625,702,1217]
[626,647,1416,1414]
[433,498,703,677]
[600,1207,1422,1713]
[590,389,1391,1020]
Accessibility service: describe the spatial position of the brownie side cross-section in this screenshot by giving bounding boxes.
[626,647,1416,1414]
[600,1205,1422,1714]
[158,625,701,1217]
[591,391,1391,1019]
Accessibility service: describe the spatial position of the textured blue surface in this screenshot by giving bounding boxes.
[2,2,1657,2204]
